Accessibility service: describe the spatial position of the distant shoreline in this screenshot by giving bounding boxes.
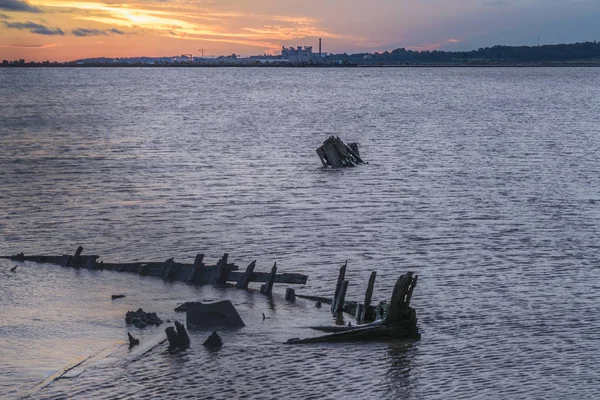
[2,62,600,68]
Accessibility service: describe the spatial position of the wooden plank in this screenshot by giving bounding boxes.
[236,260,256,289]
[382,272,417,325]
[332,280,349,313]
[215,253,229,285]
[69,246,84,268]
[295,294,331,304]
[331,262,347,312]
[59,255,72,267]
[260,263,277,296]
[285,288,296,302]
[162,258,175,280]
[362,271,377,321]
[189,254,204,282]
[405,275,418,307]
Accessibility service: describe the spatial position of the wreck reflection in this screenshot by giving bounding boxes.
[384,341,415,398]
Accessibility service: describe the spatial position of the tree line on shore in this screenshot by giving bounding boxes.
[326,41,600,64]
[2,41,600,66]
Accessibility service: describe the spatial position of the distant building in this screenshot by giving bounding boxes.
[282,46,313,62]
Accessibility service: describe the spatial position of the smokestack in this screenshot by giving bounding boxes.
[319,38,322,57]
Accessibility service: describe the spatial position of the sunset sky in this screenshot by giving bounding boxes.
[1,0,599,61]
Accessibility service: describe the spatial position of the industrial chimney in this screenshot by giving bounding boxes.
[319,38,322,57]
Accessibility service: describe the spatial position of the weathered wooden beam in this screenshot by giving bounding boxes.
[295,294,331,304]
[228,271,308,285]
[355,304,365,322]
[405,275,418,307]
[162,258,176,280]
[287,325,414,344]
[59,255,72,267]
[236,260,256,289]
[331,262,347,312]
[69,246,84,268]
[285,288,296,302]
[332,280,349,313]
[189,254,204,282]
[382,272,416,325]
[260,263,277,296]
[6,251,307,287]
[360,271,377,321]
[215,253,229,285]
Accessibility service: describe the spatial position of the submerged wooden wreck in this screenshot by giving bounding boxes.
[4,248,419,343]
[316,136,365,168]
[288,270,419,344]
[2,247,307,293]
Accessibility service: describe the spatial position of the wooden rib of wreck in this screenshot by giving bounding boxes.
[2,247,308,289]
[287,272,419,344]
[316,136,364,168]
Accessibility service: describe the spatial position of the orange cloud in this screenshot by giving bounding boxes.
[0,42,59,47]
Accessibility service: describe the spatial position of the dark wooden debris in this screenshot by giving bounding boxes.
[288,272,420,344]
[285,288,296,302]
[215,253,230,285]
[111,294,126,300]
[331,262,347,312]
[166,321,190,351]
[260,263,277,296]
[189,254,204,282]
[332,280,349,313]
[316,136,365,168]
[69,246,84,268]
[174,301,203,312]
[10,265,17,272]
[125,308,163,329]
[203,331,223,349]
[186,300,245,329]
[236,260,256,289]
[127,332,139,348]
[3,249,307,293]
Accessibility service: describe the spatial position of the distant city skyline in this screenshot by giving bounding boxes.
[1,0,599,62]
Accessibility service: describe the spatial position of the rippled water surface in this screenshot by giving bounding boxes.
[1,67,600,399]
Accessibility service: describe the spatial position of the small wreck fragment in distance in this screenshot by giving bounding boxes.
[316,136,364,168]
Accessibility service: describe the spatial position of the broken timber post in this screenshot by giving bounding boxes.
[236,260,256,289]
[331,261,347,312]
[69,246,84,268]
[285,288,296,302]
[287,272,420,344]
[162,258,175,280]
[360,271,377,322]
[355,304,364,322]
[260,263,277,296]
[332,280,349,313]
[215,253,229,285]
[189,254,204,283]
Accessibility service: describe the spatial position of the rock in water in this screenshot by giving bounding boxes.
[112,294,126,300]
[203,331,223,349]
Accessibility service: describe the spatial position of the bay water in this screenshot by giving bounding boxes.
[1,67,599,399]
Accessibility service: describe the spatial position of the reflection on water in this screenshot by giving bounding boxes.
[1,67,600,399]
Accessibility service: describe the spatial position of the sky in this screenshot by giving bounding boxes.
[0,0,599,61]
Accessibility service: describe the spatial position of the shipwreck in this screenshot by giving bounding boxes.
[316,136,365,168]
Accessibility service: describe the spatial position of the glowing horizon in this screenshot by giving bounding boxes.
[1,0,599,62]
